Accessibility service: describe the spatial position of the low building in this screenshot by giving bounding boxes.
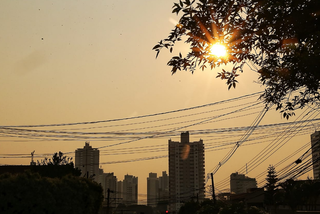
[230,172,257,194]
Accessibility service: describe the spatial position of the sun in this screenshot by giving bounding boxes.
[210,43,228,58]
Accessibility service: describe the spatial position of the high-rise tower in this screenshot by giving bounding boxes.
[99,172,118,204]
[75,142,99,182]
[123,174,138,206]
[168,132,205,213]
[159,171,169,200]
[311,131,320,179]
[147,172,159,207]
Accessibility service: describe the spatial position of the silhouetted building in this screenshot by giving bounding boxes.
[159,171,169,200]
[99,171,118,205]
[311,131,320,179]
[146,171,169,209]
[229,188,264,209]
[117,180,123,205]
[168,131,205,213]
[122,174,138,206]
[230,172,257,194]
[147,172,159,207]
[75,142,99,182]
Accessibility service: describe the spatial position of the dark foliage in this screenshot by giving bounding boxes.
[177,199,266,214]
[264,165,278,206]
[178,201,200,214]
[33,151,81,178]
[196,199,221,214]
[265,165,278,192]
[31,164,81,178]
[0,172,103,214]
[268,179,320,212]
[154,0,320,118]
[37,151,73,166]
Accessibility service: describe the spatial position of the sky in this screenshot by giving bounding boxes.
[0,0,319,204]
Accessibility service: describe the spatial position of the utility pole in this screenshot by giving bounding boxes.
[107,188,114,214]
[210,173,216,204]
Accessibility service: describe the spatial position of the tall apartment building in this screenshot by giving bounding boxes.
[75,142,99,182]
[122,174,138,206]
[159,171,169,200]
[230,172,257,194]
[147,172,159,207]
[168,131,205,213]
[99,171,118,205]
[311,131,320,179]
[146,171,169,208]
[117,180,124,205]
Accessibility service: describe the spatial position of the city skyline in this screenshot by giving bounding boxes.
[1,96,317,203]
[0,0,318,204]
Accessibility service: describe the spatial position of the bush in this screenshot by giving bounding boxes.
[0,172,103,214]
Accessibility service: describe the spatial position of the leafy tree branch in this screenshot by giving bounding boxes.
[154,0,320,118]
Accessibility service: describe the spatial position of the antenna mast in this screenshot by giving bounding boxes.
[30,150,35,165]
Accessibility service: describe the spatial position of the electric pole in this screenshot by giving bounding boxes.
[211,173,216,204]
[107,188,114,214]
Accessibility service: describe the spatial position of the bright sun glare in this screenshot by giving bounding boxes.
[210,43,227,58]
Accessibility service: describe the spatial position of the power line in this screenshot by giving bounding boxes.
[214,107,319,190]
[207,104,270,179]
[0,91,263,128]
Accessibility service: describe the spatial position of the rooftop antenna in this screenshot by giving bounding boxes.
[31,150,35,165]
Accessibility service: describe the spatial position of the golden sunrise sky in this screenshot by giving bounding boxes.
[0,0,318,203]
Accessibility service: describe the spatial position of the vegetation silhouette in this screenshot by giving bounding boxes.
[177,199,266,214]
[0,152,102,213]
[0,172,103,214]
[154,0,320,119]
[32,151,81,178]
[264,165,278,207]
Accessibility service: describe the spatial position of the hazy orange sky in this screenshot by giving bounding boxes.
[0,0,318,204]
